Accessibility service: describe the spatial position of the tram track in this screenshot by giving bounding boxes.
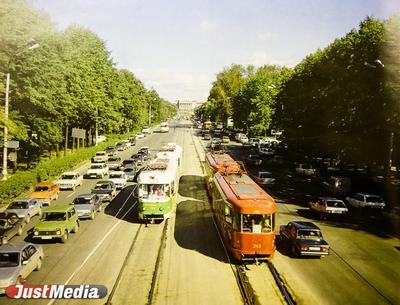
[190,129,295,305]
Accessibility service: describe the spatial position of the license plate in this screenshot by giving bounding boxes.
[309,246,320,251]
[41,236,52,240]
[90,175,97,177]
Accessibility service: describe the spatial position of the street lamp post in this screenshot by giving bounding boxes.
[2,40,39,180]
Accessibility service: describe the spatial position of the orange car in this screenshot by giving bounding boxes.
[29,182,60,206]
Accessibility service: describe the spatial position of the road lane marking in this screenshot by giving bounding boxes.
[66,191,76,198]
[46,185,138,305]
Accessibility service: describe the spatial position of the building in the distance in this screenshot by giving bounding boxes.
[176,100,201,118]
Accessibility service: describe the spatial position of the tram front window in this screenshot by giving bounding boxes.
[242,214,274,233]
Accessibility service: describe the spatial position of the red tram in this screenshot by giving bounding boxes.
[205,151,241,194]
[211,172,276,261]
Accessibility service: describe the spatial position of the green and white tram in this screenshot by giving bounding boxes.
[137,157,178,222]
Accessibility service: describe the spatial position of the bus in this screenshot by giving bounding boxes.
[137,157,178,222]
[205,151,241,194]
[156,143,182,165]
[212,172,276,261]
[160,122,169,133]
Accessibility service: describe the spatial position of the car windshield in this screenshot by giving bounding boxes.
[108,157,119,162]
[35,186,51,192]
[123,160,134,164]
[61,174,76,180]
[95,183,109,189]
[0,252,19,267]
[96,152,106,156]
[326,200,346,208]
[8,202,29,209]
[43,212,67,221]
[259,173,272,179]
[74,197,92,204]
[242,214,274,233]
[365,196,383,203]
[110,173,123,178]
[298,229,322,239]
[90,164,103,169]
[124,168,134,173]
[0,220,8,228]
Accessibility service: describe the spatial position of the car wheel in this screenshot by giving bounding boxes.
[72,222,79,233]
[90,212,95,220]
[291,245,298,258]
[61,231,68,243]
[17,226,23,236]
[35,258,42,271]
[25,214,31,224]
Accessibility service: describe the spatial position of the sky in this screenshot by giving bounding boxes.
[30,0,400,103]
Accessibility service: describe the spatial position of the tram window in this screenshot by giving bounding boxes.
[224,205,232,224]
[233,212,240,230]
[241,214,273,233]
[165,184,170,196]
[151,184,164,196]
[139,184,149,198]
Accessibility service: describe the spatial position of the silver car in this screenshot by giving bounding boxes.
[6,199,42,224]
[0,242,44,294]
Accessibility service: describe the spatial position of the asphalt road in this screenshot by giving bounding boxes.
[2,124,399,305]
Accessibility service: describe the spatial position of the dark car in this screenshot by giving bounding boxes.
[105,146,117,156]
[245,154,262,166]
[91,180,117,202]
[0,212,25,245]
[138,147,150,159]
[73,193,103,219]
[131,154,144,166]
[121,158,136,169]
[279,221,329,258]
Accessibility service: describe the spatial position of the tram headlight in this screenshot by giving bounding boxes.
[141,207,146,211]
[159,207,164,211]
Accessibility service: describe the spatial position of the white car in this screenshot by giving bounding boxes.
[92,151,107,163]
[84,163,109,179]
[346,193,385,209]
[141,126,151,134]
[108,171,127,189]
[0,242,44,294]
[56,172,83,190]
[254,171,275,185]
[6,199,42,224]
[258,144,275,157]
[136,133,145,139]
[309,197,348,218]
[121,140,131,148]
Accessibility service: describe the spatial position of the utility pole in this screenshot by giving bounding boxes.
[2,73,10,180]
[149,103,152,125]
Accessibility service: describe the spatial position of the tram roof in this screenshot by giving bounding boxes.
[157,143,182,160]
[215,172,276,213]
[206,152,241,174]
[137,157,177,184]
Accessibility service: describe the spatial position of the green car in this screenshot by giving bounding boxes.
[222,136,230,143]
[32,204,79,243]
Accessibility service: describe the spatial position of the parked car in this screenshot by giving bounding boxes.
[323,176,351,196]
[32,205,79,243]
[0,242,44,294]
[0,213,25,245]
[245,154,262,166]
[139,146,150,156]
[29,181,60,206]
[108,171,127,189]
[6,199,42,223]
[254,171,275,185]
[279,221,329,258]
[123,165,137,182]
[296,163,316,176]
[309,197,348,218]
[92,151,107,163]
[84,163,109,179]
[55,172,83,190]
[91,180,117,202]
[73,193,102,219]
[346,193,385,209]
[107,156,122,170]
